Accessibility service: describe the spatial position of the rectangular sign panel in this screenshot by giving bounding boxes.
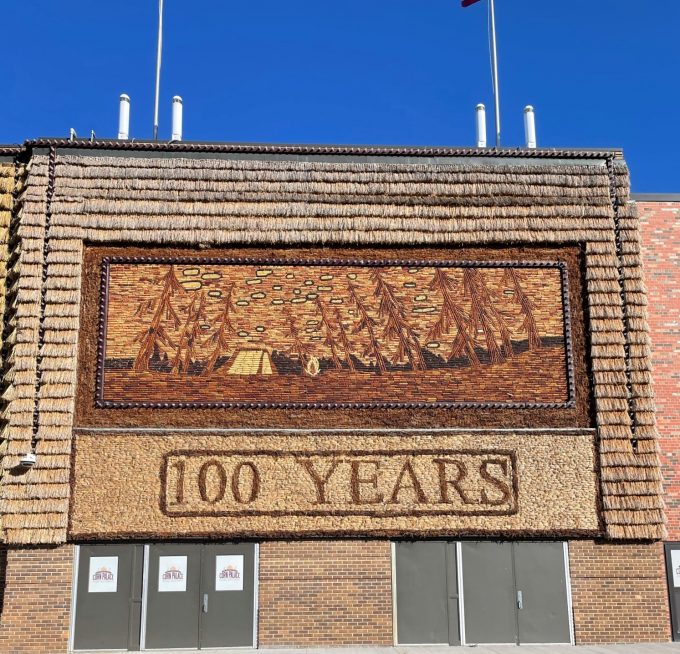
[96,257,573,409]
[671,550,680,588]
[158,555,187,592]
[161,449,518,517]
[70,430,600,539]
[215,555,244,591]
[88,556,118,593]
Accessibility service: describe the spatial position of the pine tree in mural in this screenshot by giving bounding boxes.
[132,266,184,372]
[285,311,313,372]
[202,284,237,374]
[171,291,208,374]
[371,270,425,370]
[504,269,541,349]
[315,297,342,369]
[333,307,356,372]
[347,282,388,373]
[428,269,480,366]
[463,268,513,364]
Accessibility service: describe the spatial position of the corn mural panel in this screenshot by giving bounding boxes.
[98,257,572,408]
[69,431,599,539]
[0,149,664,543]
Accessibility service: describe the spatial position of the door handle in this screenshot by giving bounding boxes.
[517,590,523,610]
[202,593,208,613]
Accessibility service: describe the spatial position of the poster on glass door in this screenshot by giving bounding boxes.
[215,555,244,591]
[88,556,118,593]
[158,556,187,592]
[671,550,680,587]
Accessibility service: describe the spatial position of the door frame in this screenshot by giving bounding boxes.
[69,544,136,653]
[391,541,465,646]
[391,540,576,647]
[664,542,680,641]
[461,541,575,646]
[456,542,466,646]
[139,544,150,651]
[70,543,260,651]
[563,542,576,646]
[68,545,81,653]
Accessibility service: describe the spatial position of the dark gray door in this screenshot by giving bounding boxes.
[73,544,143,650]
[145,543,256,649]
[145,544,202,649]
[514,542,571,643]
[461,541,517,644]
[461,541,571,645]
[395,541,460,645]
[200,543,255,648]
[664,543,680,641]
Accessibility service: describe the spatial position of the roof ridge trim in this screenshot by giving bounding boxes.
[21,139,624,160]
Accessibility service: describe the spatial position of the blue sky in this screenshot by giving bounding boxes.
[5,1,679,191]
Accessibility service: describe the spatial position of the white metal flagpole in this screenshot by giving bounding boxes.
[153,0,164,141]
[489,0,501,147]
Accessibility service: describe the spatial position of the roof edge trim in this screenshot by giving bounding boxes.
[22,139,624,160]
[631,193,680,202]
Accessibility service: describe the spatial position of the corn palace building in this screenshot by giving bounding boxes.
[0,140,672,651]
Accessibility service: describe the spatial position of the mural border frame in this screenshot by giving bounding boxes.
[95,256,576,410]
[158,447,520,518]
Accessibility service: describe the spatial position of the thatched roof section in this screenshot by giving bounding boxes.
[0,162,14,540]
[0,144,665,542]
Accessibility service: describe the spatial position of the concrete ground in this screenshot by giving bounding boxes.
[261,647,679,654]
[258,646,680,654]
[73,645,680,654]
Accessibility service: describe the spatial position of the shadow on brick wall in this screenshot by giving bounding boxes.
[0,545,6,618]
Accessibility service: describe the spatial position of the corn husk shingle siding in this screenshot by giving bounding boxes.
[0,162,15,541]
[0,151,665,543]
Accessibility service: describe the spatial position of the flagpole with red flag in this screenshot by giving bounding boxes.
[462,0,501,147]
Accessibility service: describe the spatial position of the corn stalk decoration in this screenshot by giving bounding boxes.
[315,297,343,369]
[504,269,541,349]
[171,291,208,374]
[371,270,425,370]
[347,281,388,373]
[333,307,356,372]
[463,268,513,364]
[285,311,312,367]
[428,268,480,366]
[132,266,184,372]
[202,284,237,374]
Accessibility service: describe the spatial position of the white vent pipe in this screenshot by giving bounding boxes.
[524,105,537,149]
[118,94,130,140]
[475,103,487,148]
[171,96,183,141]
[475,102,486,148]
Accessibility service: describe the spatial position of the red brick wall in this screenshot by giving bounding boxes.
[638,200,680,540]
[0,545,73,654]
[0,546,7,617]
[257,541,393,646]
[569,540,670,643]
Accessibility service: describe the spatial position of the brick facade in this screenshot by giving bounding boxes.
[0,539,674,649]
[0,163,675,651]
[0,545,73,654]
[569,540,670,644]
[257,541,393,647]
[638,200,680,540]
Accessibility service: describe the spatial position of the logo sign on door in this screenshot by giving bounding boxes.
[158,555,187,592]
[215,555,244,591]
[88,556,118,593]
[671,551,680,587]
